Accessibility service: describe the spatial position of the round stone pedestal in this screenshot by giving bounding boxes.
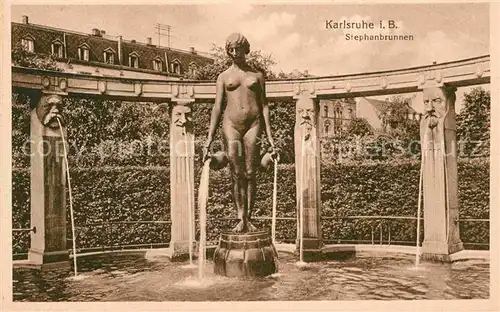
[213,230,278,277]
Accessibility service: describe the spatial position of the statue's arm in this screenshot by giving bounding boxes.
[260,73,275,149]
[206,74,225,145]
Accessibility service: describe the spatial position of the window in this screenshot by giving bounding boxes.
[78,44,90,61]
[153,58,162,71]
[51,40,64,58]
[103,48,115,64]
[188,62,198,76]
[324,120,330,136]
[323,105,328,118]
[21,37,34,52]
[129,52,140,68]
[171,60,181,74]
[130,56,139,68]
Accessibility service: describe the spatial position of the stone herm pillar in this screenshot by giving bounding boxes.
[169,100,196,261]
[28,92,70,266]
[420,85,463,262]
[294,94,323,260]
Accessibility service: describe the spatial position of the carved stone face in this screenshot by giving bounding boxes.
[296,99,316,139]
[422,87,449,129]
[172,105,192,130]
[36,94,64,129]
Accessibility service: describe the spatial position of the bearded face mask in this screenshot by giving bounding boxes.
[422,87,448,129]
[36,95,64,130]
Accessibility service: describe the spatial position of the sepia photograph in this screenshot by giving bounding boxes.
[1,1,499,311]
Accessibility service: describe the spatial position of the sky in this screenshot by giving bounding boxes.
[10,2,491,112]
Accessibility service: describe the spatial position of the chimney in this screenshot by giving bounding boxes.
[92,28,101,36]
[131,39,136,43]
[100,30,106,35]
[303,69,309,77]
[147,37,152,45]
[190,47,196,54]
[118,35,123,65]
[22,15,29,24]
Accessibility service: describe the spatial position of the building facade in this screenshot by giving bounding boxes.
[319,99,356,137]
[12,15,213,80]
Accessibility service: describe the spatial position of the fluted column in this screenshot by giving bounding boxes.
[169,99,195,260]
[420,84,463,261]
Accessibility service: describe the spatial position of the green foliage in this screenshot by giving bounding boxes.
[383,96,419,138]
[457,158,490,248]
[12,42,60,71]
[346,117,373,137]
[12,160,489,254]
[12,94,32,168]
[12,168,30,254]
[456,87,490,157]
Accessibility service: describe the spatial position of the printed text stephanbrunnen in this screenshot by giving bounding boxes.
[325,20,414,42]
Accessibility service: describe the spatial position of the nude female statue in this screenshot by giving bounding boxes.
[203,33,277,233]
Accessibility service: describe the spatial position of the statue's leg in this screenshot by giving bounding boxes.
[223,123,247,233]
[243,121,263,232]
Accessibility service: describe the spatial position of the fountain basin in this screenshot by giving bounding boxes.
[12,244,489,301]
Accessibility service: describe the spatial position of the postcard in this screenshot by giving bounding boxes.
[1,1,499,311]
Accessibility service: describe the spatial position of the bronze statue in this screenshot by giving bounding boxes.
[203,33,277,233]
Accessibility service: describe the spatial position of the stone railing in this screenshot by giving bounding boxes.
[11,54,490,265]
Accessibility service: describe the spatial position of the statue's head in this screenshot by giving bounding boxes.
[172,104,192,130]
[422,86,456,129]
[225,33,250,61]
[36,94,64,129]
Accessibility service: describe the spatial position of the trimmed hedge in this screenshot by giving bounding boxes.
[12,159,489,255]
[12,166,171,254]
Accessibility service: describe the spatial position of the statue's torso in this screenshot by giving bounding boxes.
[223,69,262,129]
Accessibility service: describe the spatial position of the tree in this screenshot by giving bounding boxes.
[381,96,419,140]
[346,117,373,137]
[456,87,490,157]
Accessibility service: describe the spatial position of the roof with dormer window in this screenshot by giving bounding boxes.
[21,33,35,40]
[12,21,213,73]
[78,42,91,49]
